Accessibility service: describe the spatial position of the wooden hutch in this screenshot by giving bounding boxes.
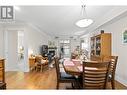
[90,33,111,61]
[0,58,6,89]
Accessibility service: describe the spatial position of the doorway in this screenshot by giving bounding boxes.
[59,40,71,58]
[4,29,25,71]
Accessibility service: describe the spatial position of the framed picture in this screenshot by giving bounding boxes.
[122,30,127,44]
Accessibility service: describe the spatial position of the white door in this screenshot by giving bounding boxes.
[18,31,25,71]
[4,30,18,71]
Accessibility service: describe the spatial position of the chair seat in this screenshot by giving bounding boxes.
[60,72,76,80]
[54,57,76,89]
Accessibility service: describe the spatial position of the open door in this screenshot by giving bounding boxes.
[4,30,18,71]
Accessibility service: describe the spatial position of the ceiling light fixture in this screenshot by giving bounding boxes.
[76,5,93,28]
[76,18,93,28]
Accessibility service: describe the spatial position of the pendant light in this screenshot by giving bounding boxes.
[76,5,93,28]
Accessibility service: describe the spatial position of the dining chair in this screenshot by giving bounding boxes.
[106,56,118,89]
[54,57,76,89]
[82,61,110,89]
[35,55,48,72]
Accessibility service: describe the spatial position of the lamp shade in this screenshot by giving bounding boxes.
[76,19,93,28]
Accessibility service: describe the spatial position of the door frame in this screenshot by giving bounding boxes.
[4,27,29,72]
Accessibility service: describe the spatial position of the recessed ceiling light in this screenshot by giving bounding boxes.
[76,19,93,28]
[14,6,20,11]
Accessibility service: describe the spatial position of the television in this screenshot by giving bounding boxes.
[41,45,48,56]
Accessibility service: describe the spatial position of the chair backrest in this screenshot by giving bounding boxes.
[82,61,110,89]
[108,56,118,78]
[104,56,118,75]
[90,55,104,62]
[54,57,61,81]
[35,55,42,63]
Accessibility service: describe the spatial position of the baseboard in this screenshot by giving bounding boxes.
[5,67,19,71]
[115,75,127,87]
[24,69,29,72]
[5,67,29,72]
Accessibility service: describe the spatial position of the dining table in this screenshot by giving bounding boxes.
[63,58,102,76]
[63,59,82,76]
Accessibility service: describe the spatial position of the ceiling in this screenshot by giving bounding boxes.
[14,6,127,38]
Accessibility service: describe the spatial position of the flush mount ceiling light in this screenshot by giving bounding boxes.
[76,5,93,28]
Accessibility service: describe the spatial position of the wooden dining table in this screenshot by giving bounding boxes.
[63,59,101,76]
[62,59,81,76]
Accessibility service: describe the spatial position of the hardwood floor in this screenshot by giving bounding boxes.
[5,68,127,89]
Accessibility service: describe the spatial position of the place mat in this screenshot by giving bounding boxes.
[77,66,83,72]
[72,59,81,62]
[64,60,75,66]
[72,59,81,65]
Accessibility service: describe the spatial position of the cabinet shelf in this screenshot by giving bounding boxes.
[90,33,111,61]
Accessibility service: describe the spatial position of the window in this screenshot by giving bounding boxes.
[59,39,70,57]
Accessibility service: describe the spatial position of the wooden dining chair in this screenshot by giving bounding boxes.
[82,61,110,89]
[54,57,76,89]
[35,55,48,72]
[106,56,118,89]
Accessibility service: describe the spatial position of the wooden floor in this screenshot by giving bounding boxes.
[5,68,127,89]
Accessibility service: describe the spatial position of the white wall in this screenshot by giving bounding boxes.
[89,15,127,86]
[26,25,52,56]
[0,26,4,57]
